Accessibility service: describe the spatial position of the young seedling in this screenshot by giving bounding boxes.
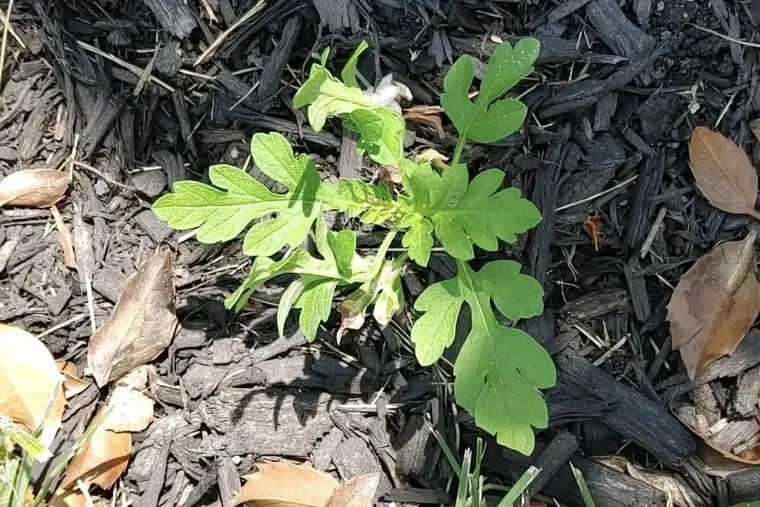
[153,39,555,455]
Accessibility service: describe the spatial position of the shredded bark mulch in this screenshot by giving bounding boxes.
[3,0,760,505]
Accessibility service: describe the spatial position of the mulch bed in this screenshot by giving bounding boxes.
[3,0,760,505]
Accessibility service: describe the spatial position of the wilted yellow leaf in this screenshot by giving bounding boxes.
[87,249,177,386]
[0,324,65,447]
[234,461,339,506]
[0,169,69,207]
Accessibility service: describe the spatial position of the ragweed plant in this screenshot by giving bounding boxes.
[153,39,555,455]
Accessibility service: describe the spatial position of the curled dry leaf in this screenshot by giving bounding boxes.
[667,231,760,380]
[403,105,445,138]
[52,405,131,506]
[688,126,760,219]
[87,249,177,386]
[0,324,65,447]
[234,461,339,506]
[103,366,155,432]
[325,473,380,507]
[0,169,69,208]
[55,360,90,398]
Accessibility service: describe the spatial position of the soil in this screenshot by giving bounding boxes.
[3,0,760,505]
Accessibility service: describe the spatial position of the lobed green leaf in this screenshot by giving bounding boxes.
[410,260,553,455]
[293,59,406,166]
[441,38,539,146]
[402,163,542,262]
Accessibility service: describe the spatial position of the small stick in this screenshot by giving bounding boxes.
[194,0,266,66]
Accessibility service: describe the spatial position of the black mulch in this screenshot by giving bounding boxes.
[3,0,760,505]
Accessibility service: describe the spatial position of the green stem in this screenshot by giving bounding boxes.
[452,135,467,166]
[372,229,398,277]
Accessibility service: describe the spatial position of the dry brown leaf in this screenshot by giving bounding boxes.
[0,324,66,447]
[87,249,177,386]
[750,118,760,143]
[103,366,155,432]
[55,360,90,398]
[325,473,380,507]
[688,126,760,218]
[0,169,69,208]
[403,105,444,138]
[667,231,760,380]
[53,405,131,501]
[51,204,78,269]
[234,461,339,506]
[596,455,702,507]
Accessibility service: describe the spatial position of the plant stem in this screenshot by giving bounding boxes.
[452,135,467,166]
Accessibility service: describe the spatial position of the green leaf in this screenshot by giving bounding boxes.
[341,40,369,88]
[327,230,357,278]
[224,217,374,334]
[292,61,407,165]
[479,260,544,320]
[296,278,338,340]
[441,39,539,146]
[152,164,281,243]
[349,108,404,165]
[410,260,554,455]
[277,278,306,337]
[404,164,542,261]
[372,264,404,327]
[152,133,326,257]
[480,38,540,101]
[243,133,323,256]
[338,261,404,336]
[319,178,398,225]
[410,278,463,365]
[401,214,434,267]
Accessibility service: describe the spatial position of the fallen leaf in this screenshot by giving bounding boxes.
[750,118,760,143]
[596,455,703,507]
[234,461,339,506]
[0,324,65,447]
[103,366,155,432]
[51,204,78,269]
[667,231,760,379]
[87,249,177,386]
[688,126,760,218]
[325,473,380,507]
[53,405,131,501]
[0,169,69,207]
[403,105,444,138]
[56,360,90,398]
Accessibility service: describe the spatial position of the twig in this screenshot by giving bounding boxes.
[0,0,15,91]
[194,0,266,66]
[555,175,639,212]
[0,7,23,49]
[688,23,760,49]
[76,40,175,94]
[73,160,138,193]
